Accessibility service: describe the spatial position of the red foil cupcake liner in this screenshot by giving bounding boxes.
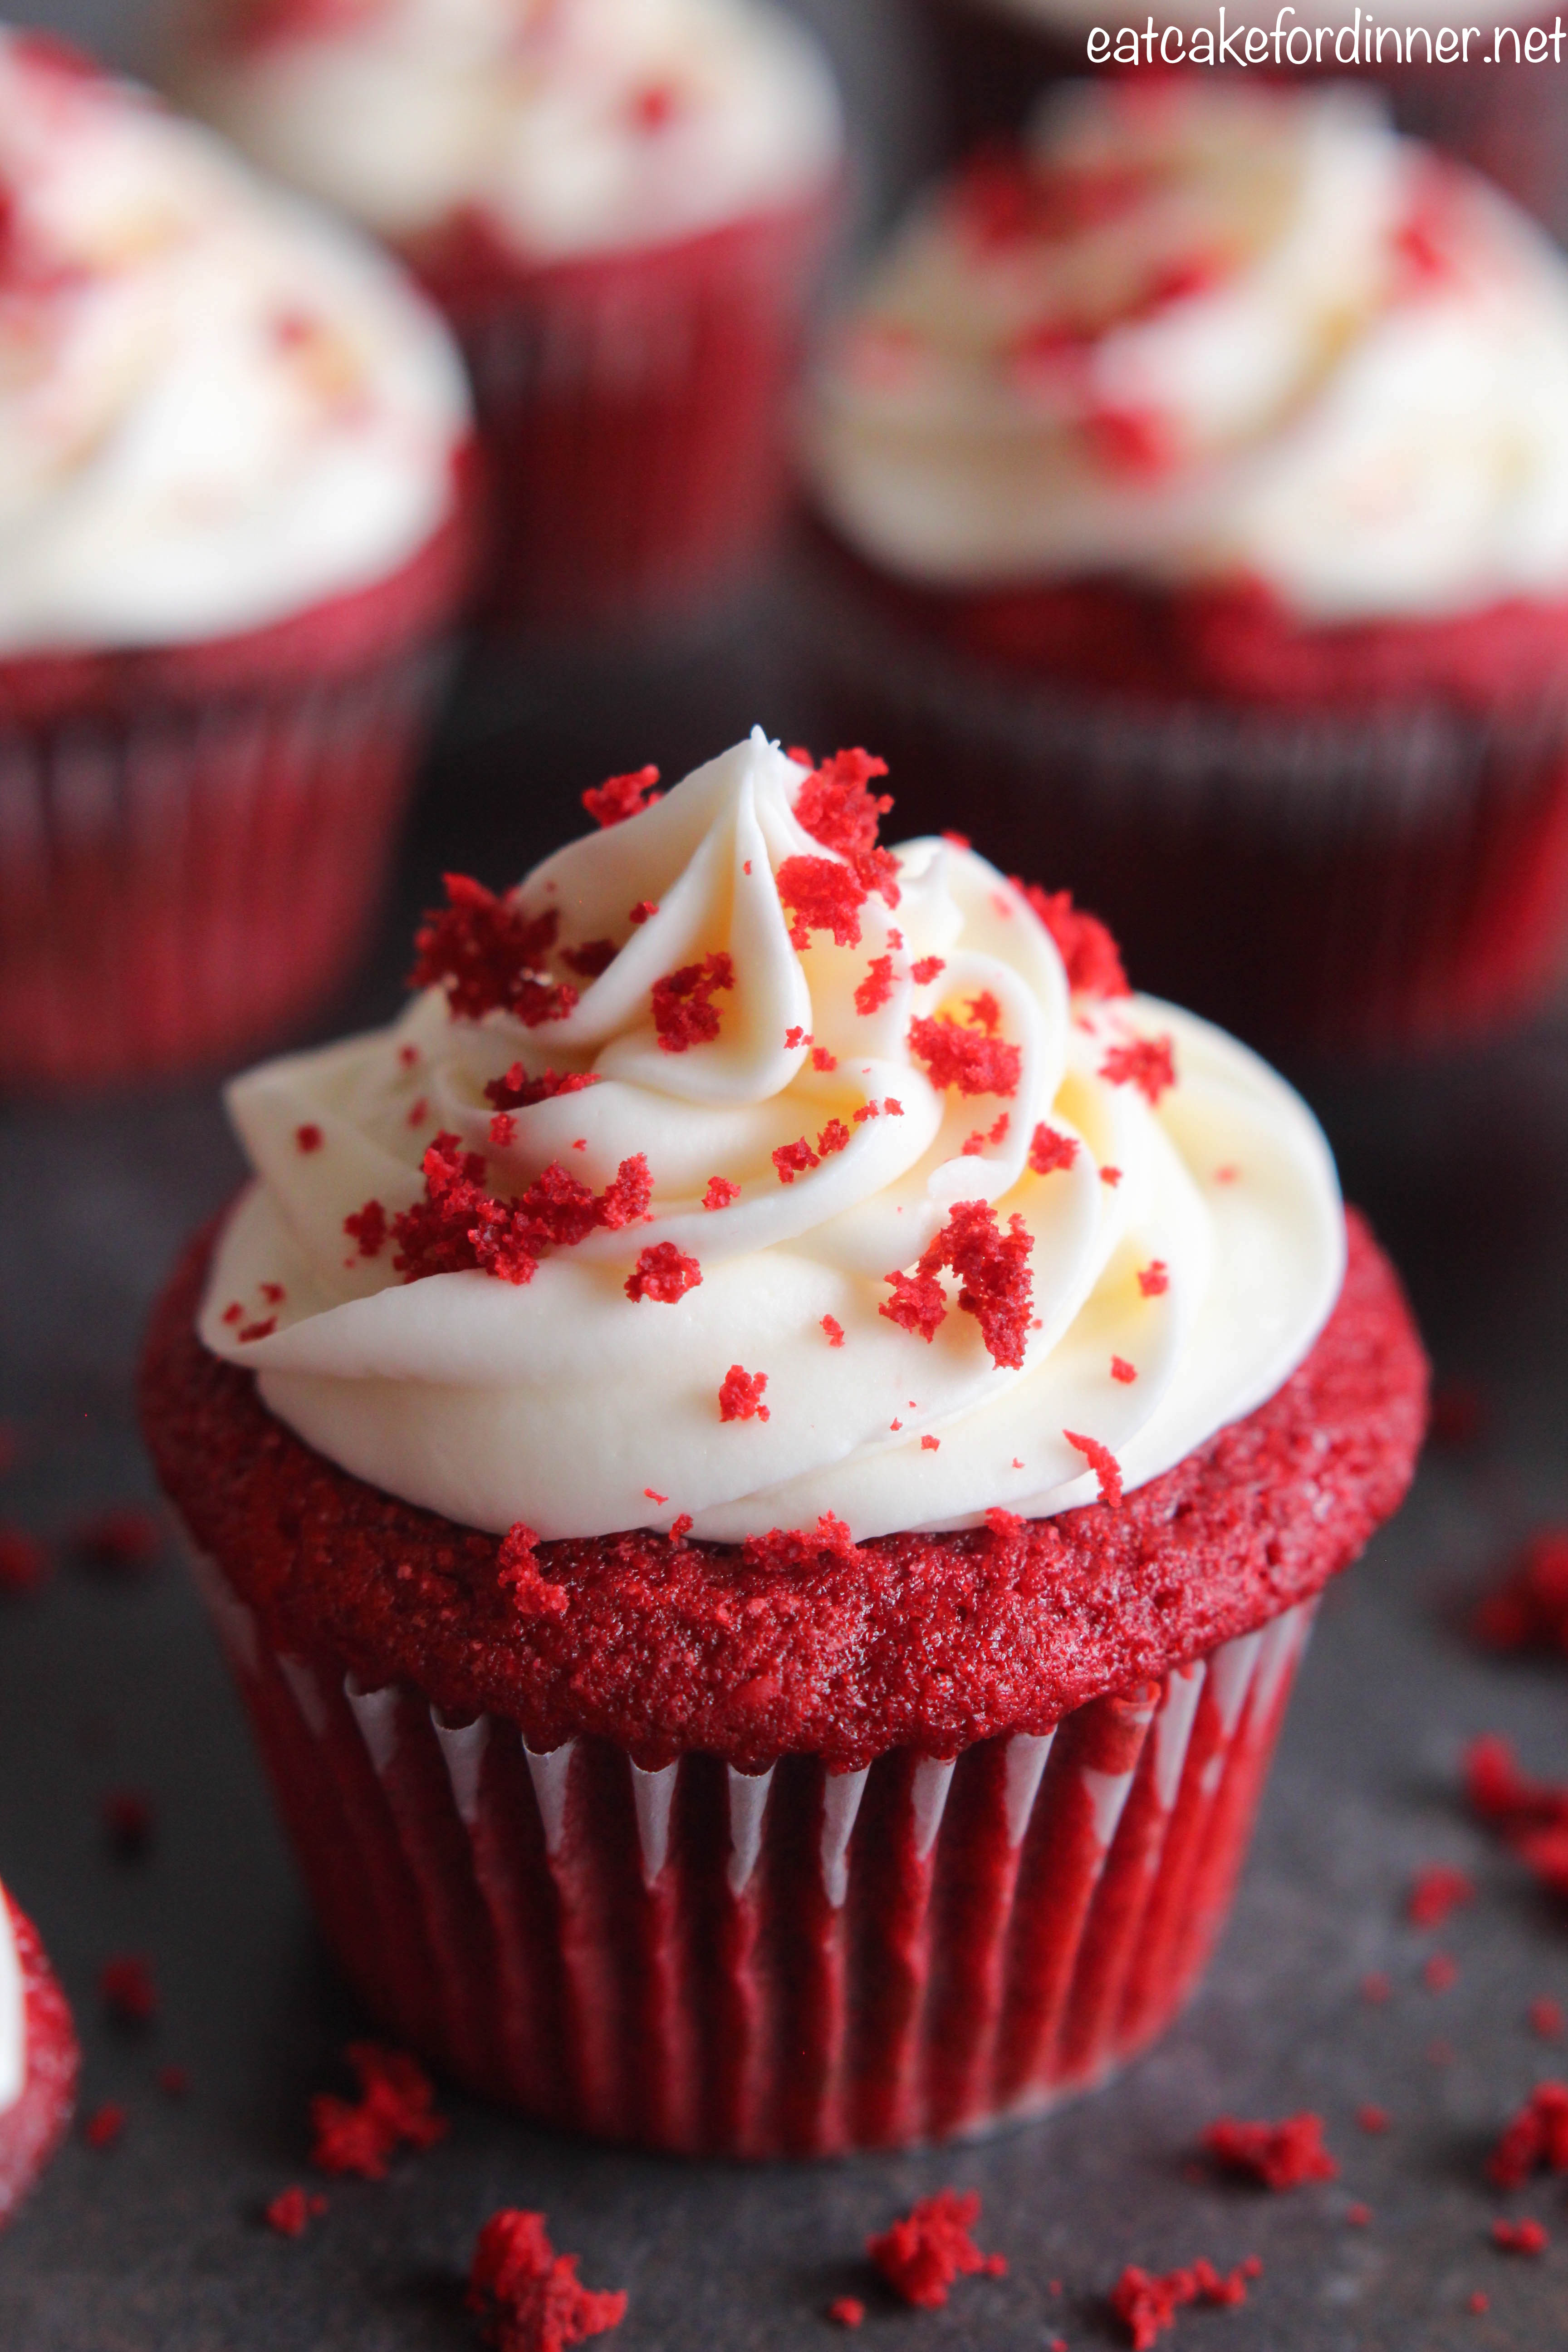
[0,488,472,1091]
[409,196,835,637]
[915,1,1568,241]
[187,1542,1315,2158]
[794,560,1568,1058]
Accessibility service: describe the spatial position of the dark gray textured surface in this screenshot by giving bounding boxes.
[6,3,1568,2345]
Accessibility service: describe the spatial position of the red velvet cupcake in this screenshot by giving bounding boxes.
[801,80,1568,1058]
[142,732,1426,2155]
[0,1883,78,2229]
[175,0,843,637]
[0,33,473,1089]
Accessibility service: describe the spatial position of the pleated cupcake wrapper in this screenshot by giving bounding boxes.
[0,643,450,1090]
[188,1539,1314,2157]
[426,195,833,638]
[918,0,1568,240]
[796,557,1568,1057]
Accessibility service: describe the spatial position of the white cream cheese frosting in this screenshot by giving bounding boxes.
[0,1888,24,2117]
[806,80,1568,623]
[199,730,1344,1545]
[176,0,843,262]
[0,28,470,653]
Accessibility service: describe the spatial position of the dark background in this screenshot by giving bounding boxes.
[7,5,1568,2347]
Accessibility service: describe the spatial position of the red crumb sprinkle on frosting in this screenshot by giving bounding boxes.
[908,1011,1021,1099]
[1101,1034,1177,1105]
[719,1367,770,1424]
[911,956,945,984]
[703,1176,741,1210]
[411,875,577,1029]
[867,2189,1006,2310]
[1029,1122,1078,1175]
[295,1123,323,1153]
[1019,883,1130,996]
[792,747,900,904]
[99,1953,158,2025]
[854,954,896,1014]
[1111,1356,1137,1384]
[265,2186,327,2239]
[1110,2255,1261,2347]
[467,2209,627,2352]
[624,1245,701,1304]
[881,1199,1034,1368]
[921,1435,941,1451]
[351,1134,651,1290]
[1493,2217,1549,2255]
[821,1315,846,1348]
[1203,2112,1337,2190]
[309,2042,447,2180]
[652,952,735,1053]
[1486,2080,1568,2189]
[485,1066,600,1114]
[582,764,661,828]
[1139,1260,1170,1296]
[1065,1429,1123,1506]
[1101,1165,1123,1186]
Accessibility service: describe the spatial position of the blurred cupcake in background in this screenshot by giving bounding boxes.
[915,2,1568,245]
[800,79,1568,1059]
[0,30,474,1091]
[175,0,844,637]
[0,1878,76,2229]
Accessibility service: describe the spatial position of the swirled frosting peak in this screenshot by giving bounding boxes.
[201,729,1344,1543]
[808,78,1568,622]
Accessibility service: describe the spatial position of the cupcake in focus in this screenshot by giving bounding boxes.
[175,0,843,636]
[142,729,1425,2156]
[0,1880,77,2229]
[0,30,473,1091]
[916,2,1568,245]
[802,80,1568,1058]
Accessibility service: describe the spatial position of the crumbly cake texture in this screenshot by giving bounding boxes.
[142,1212,1424,1773]
[0,1896,78,2230]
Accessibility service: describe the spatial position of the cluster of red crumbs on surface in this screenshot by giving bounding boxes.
[1407,1865,1475,1928]
[99,1953,158,2026]
[1029,1122,1078,1175]
[1486,2081,1568,2188]
[1065,1429,1123,1507]
[1110,2256,1261,2348]
[1492,2217,1549,2254]
[1202,2113,1337,2190]
[867,2190,1006,2310]
[1465,1734,1568,1898]
[468,2209,627,2352]
[624,1244,701,1304]
[1018,884,1130,997]
[351,1132,651,1290]
[411,874,577,1029]
[652,952,735,1052]
[908,1008,1022,1099]
[309,2043,447,2180]
[583,764,661,829]
[486,1065,599,1116]
[1473,1527,1568,1657]
[881,1198,1034,1367]
[718,1367,769,1424]
[1100,1034,1177,1106]
[266,2185,328,2239]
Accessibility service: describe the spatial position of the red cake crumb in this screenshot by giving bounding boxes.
[376,1134,652,1289]
[582,764,661,828]
[345,1199,388,1260]
[719,1367,770,1425]
[741,1514,858,1573]
[1100,1035,1176,1106]
[309,2042,448,2180]
[99,1954,157,2026]
[628,901,657,927]
[812,1047,838,1072]
[781,856,872,951]
[1029,1123,1079,1175]
[1465,1735,1568,1896]
[908,1012,1022,1099]
[826,2297,864,2328]
[1346,2204,1372,2227]
[644,1491,667,1506]
[238,1318,277,1345]
[1473,1528,1568,1657]
[498,1526,566,1620]
[774,1138,820,1184]
[1066,1431,1123,1506]
[468,2209,627,2352]
[786,1026,811,1049]
[703,1177,741,1210]
[1110,2255,1261,2347]
[1531,1998,1565,2040]
[818,1119,853,1159]
[652,953,734,1053]
[867,2188,1005,2310]
[1202,2112,1337,2190]
[854,954,896,1014]
[485,1066,600,1114]
[881,1200,1034,1368]
[1101,1166,1122,1186]
[624,1245,701,1304]
[0,1525,49,1595]
[1424,1953,1459,1994]
[295,1123,323,1154]
[791,747,900,910]
[84,2103,126,2150]
[1138,1262,1170,1297]
[490,1115,518,1148]
[911,956,946,985]
[562,940,617,980]
[411,876,577,1029]
[1112,1357,1137,1384]
[821,1316,845,1348]
[266,2185,328,2238]
[1357,2105,1390,2135]
[921,1436,941,1451]
[103,1789,155,1859]
[75,1505,161,1572]
[158,2065,189,2099]
[1408,1865,1475,1927]
[1487,2082,1568,2188]
[1492,2217,1548,2254]
[407,1098,430,1129]
[1019,884,1130,997]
